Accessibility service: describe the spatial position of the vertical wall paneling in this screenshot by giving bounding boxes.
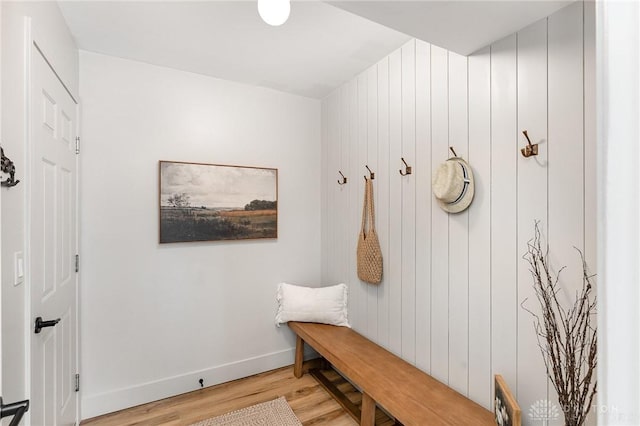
[490,34,518,392]
[327,92,340,285]
[336,91,344,286]
[320,3,594,417]
[401,40,417,364]
[584,0,596,283]
[366,66,379,340]
[348,79,360,329]
[467,46,492,409]
[321,99,329,284]
[340,85,350,288]
[376,57,391,349]
[548,4,584,424]
[358,73,369,334]
[388,49,403,356]
[516,18,549,417]
[447,51,470,395]
[430,45,450,384]
[322,96,328,282]
[414,40,432,373]
[583,4,596,425]
[548,3,585,294]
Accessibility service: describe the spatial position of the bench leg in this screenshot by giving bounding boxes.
[294,336,304,378]
[361,392,375,426]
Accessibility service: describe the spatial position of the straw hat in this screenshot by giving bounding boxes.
[432,157,475,213]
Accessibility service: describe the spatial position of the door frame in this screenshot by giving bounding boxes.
[24,17,81,426]
[0,0,4,401]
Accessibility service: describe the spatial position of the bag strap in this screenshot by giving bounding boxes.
[361,178,376,235]
[361,178,369,234]
[366,178,375,231]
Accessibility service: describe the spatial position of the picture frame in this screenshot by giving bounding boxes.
[495,374,521,426]
[159,160,278,243]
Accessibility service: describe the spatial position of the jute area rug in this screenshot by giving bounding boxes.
[189,396,302,426]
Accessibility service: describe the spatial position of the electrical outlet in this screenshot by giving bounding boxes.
[14,251,24,286]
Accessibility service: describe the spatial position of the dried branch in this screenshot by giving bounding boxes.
[522,221,597,426]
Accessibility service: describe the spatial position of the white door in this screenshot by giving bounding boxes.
[29,43,78,426]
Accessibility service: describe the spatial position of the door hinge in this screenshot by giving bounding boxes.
[75,373,80,392]
[75,254,79,273]
[75,136,80,155]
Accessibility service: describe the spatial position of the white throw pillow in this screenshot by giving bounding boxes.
[275,283,350,327]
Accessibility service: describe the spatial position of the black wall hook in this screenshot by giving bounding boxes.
[1,146,20,188]
[365,165,375,180]
[399,158,412,176]
[337,171,348,185]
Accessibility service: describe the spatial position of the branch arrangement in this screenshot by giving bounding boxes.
[522,222,597,426]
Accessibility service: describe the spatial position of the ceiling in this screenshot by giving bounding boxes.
[329,1,573,56]
[58,1,411,99]
[58,1,574,99]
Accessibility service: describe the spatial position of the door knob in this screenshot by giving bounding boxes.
[34,317,60,334]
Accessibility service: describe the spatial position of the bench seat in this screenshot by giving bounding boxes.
[289,321,494,426]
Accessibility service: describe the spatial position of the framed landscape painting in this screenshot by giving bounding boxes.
[159,161,278,243]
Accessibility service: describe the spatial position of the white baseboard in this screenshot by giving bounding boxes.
[81,346,318,420]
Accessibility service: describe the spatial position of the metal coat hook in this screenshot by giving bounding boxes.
[365,165,375,180]
[449,147,458,158]
[1,146,20,188]
[399,158,412,176]
[337,171,348,185]
[521,130,539,157]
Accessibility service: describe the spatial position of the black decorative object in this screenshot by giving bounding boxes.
[0,396,30,426]
[1,146,20,188]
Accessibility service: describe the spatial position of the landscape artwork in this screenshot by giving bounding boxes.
[159,161,278,243]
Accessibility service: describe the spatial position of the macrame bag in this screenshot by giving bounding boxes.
[357,178,383,284]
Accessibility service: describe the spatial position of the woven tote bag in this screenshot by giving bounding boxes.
[357,178,383,284]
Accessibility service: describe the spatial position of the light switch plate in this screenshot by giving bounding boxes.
[14,251,24,286]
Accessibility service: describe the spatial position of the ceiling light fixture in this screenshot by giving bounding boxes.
[258,0,290,26]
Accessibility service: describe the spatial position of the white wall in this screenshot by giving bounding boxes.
[78,51,321,419]
[597,1,640,424]
[321,2,595,424]
[1,0,78,408]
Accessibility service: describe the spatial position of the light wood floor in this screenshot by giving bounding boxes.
[81,365,394,426]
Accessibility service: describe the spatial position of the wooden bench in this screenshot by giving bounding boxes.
[289,321,494,426]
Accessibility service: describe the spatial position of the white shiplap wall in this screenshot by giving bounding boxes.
[321,1,595,422]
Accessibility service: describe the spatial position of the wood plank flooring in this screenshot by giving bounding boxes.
[81,365,395,426]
